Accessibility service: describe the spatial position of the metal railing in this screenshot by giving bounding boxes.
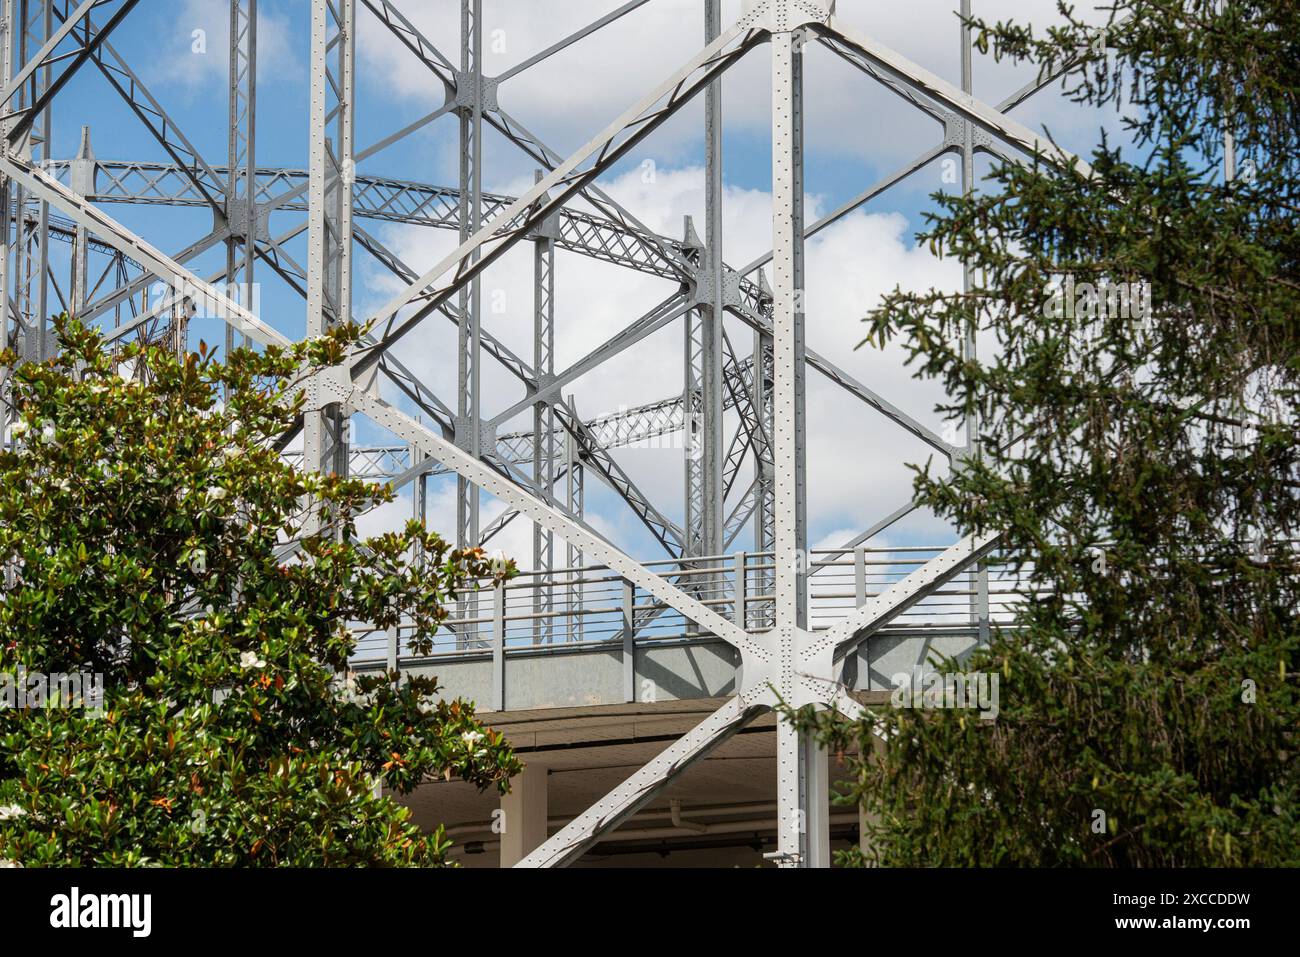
[350,545,1038,666]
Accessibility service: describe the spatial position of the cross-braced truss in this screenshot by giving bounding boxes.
[0,0,1090,866]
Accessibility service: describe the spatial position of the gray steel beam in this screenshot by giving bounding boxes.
[89,38,226,214]
[701,0,724,562]
[70,161,687,280]
[339,383,765,661]
[0,152,287,346]
[816,15,1095,179]
[0,0,97,109]
[496,0,654,84]
[1,0,1104,874]
[336,20,764,378]
[959,0,991,645]
[3,0,138,146]
[516,694,764,867]
[362,0,694,288]
[11,0,53,363]
[85,226,230,330]
[304,0,355,481]
[225,0,256,366]
[551,398,685,556]
[532,170,557,643]
[490,291,691,429]
[456,0,484,555]
[769,24,821,869]
[352,221,538,390]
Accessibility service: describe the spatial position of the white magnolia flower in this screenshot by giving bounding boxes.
[0,805,27,821]
[0,860,21,868]
[239,651,266,670]
[8,419,27,438]
[40,424,55,442]
[461,731,484,747]
[207,486,228,502]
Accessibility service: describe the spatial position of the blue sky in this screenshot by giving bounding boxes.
[47,0,1114,566]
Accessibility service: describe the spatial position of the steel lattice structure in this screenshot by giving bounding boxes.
[0,0,1092,867]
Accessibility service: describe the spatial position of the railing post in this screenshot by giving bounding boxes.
[852,546,869,695]
[974,558,991,643]
[491,578,505,711]
[733,551,747,627]
[733,551,747,689]
[622,578,635,703]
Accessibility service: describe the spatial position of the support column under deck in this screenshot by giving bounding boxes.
[770,26,828,868]
[499,765,548,868]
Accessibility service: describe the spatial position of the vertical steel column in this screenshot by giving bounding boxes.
[454,0,484,650]
[753,328,775,625]
[409,433,423,576]
[225,0,257,362]
[683,0,724,564]
[31,0,47,353]
[532,171,557,644]
[68,125,94,314]
[415,438,429,647]
[734,548,747,692]
[565,397,584,643]
[456,0,483,551]
[408,440,420,513]
[490,577,504,709]
[7,0,25,364]
[305,0,355,484]
[702,0,724,562]
[771,26,826,868]
[960,0,990,642]
[621,578,635,701]
[682,0,725,633]
[12,0,51,361]
[733,551,747,626]
[683,299,705,556]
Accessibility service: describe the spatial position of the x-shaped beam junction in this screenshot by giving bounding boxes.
[290,0,1072,866]
[517,530,1001,868]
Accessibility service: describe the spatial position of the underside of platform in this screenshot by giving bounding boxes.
[392,697,886,867]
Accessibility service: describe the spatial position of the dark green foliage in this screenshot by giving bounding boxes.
[0,319,521,866]
[793,0,1299,866]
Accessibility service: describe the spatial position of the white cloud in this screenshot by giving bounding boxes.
[355,161,964,566]
[154,0,297,90]
[355,0,1113,172]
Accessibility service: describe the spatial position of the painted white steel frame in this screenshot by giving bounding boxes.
[0,0,1093,867]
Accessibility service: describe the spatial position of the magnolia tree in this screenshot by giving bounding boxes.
[0,318,520,866]
[792,0,1299,865]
